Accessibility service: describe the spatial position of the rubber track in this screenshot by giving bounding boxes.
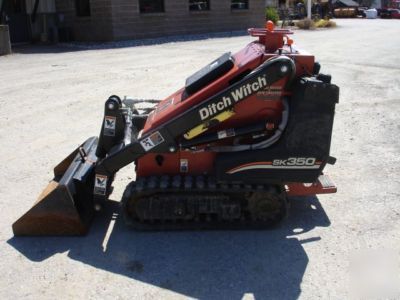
[121,175,288,231]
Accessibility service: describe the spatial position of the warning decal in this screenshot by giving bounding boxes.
[104,116,116,136]
[140,131,165,151]
[217,128,235,139]
[180,159,189,173]
[94,174,107,195]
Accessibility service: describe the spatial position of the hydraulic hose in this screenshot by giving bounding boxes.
[210,97,289,152]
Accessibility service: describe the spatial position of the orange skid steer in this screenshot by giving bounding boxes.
[13,23,338,235]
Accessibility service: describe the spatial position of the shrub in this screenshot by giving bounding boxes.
[296,18,315,30]
[315,19,337,28]
[265,7,279,24]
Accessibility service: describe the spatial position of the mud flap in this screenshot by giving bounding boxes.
[12,137,99,236]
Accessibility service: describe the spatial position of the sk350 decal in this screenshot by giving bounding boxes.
[227,158,321,174]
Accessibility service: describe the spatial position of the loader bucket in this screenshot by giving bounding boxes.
[12,137,99,236]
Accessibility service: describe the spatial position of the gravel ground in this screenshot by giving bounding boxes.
[1,19,400,300]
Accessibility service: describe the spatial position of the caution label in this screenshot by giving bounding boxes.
[140,131,165,151]
[180,159,189,173]
[217,128,235,139]
[94,174,107,195]
[104,116,116,136]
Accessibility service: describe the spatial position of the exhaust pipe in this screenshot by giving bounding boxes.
[12,137,99,236]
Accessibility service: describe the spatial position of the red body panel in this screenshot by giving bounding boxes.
[142,42,265,132]
[137,38,315,178]
[137,152,216,177]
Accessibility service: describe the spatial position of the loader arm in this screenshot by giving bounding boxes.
[93,56,296,205]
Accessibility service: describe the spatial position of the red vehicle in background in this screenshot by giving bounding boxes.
[379,0,400,18]
[392,8,400,17]
[380,8,400,18]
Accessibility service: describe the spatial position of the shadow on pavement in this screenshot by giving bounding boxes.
[8,196,330,299]
[11,31,248,54]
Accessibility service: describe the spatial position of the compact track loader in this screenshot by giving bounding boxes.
[13,22,339,235]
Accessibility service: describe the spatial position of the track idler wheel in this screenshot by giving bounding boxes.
[246,186,288,225]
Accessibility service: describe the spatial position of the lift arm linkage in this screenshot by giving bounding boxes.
[93,56,296,203]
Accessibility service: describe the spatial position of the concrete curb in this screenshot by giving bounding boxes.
[0,25,12,55]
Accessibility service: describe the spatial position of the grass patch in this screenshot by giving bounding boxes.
[296,18,315,30]
[265,7,279,24]
[315,19,337,28]
[296,18,337,30]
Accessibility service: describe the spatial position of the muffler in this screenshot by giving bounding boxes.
[12,137,99,236]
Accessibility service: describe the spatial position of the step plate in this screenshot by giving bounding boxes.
[286,174,337,197]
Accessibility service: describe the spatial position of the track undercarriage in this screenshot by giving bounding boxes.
[122,176,288,230]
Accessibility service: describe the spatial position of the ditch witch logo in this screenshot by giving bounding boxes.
[199,74,268,121]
